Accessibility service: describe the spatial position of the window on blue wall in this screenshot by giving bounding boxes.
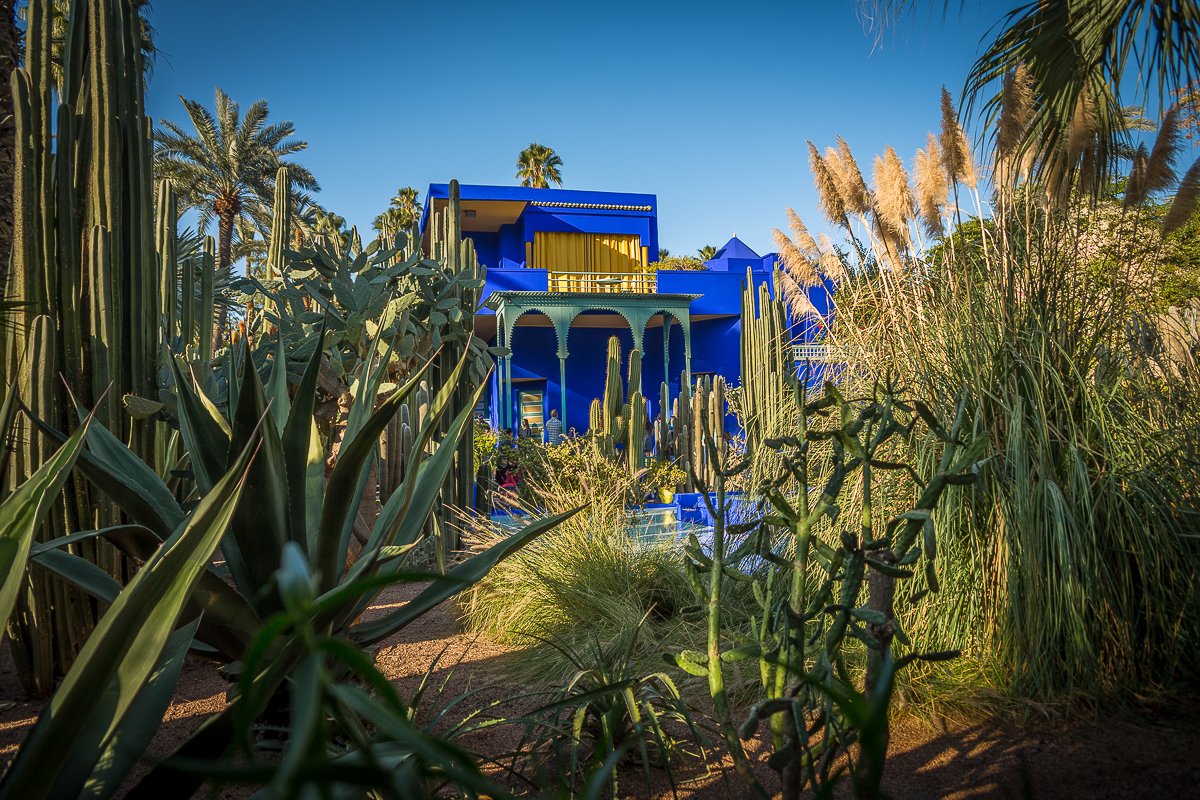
[690,371,716,386]
[520,389,544,434]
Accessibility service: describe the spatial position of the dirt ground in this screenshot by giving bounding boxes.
[2,583,1198,798]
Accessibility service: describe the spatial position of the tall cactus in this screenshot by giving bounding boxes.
[2,0,164,696]
[740,267,794,488]
[266,166,291,281]
[627,347,642,396]
[588,336,657,475]
[664,371,727,492]
[156,180,179,341]
[628,390,645,474]
[602,335,622,436]
[199,237,216,361]
[262,166,291,329]
[589,397,604,433]
[377,180,484,568]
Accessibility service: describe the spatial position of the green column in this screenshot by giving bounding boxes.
[497,310,508,428]
[559,355,567,426]
[681,316,693,388]
[504,356,514,431]
[662,315,670,395]
[550,310,573,428]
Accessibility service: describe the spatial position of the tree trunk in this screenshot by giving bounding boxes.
[215,209,234,348]
[0,0,20,295]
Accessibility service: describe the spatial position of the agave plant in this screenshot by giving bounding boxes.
[0,402,256,800]
[13,326,575,797]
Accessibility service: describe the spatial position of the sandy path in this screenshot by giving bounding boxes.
[2,584,1198,798]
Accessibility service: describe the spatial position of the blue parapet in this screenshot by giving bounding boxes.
[478,268,549,310]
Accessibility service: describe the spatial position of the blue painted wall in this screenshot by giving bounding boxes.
[421,184,837,435]
[424,183,659,271]
[488,314,757,435]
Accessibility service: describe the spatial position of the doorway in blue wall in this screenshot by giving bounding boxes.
[511,379,546,438]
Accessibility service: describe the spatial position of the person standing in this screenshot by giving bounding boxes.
[544,408,564,445]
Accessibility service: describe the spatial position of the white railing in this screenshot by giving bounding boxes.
[791,343,854,363]
[547,270,657,294]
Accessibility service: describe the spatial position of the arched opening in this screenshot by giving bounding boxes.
[564,309,636,434]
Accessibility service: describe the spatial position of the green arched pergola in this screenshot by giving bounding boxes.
[486,291,699,428]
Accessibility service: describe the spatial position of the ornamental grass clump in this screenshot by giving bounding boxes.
[461,437,710,682]
[460,520,699,684]
[774,91,1200,707]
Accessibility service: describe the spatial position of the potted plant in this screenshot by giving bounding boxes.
[645,461,685,504]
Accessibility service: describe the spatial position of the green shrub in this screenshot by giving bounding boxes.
[649,255,708,271]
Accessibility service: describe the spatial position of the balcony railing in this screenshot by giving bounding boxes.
[791,342,855,363]
[547,270,657,294]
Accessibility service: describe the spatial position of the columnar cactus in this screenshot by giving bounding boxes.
[740,267,793,487]
[602,335,622,436]
[2,0,165,695]
[372,181,485,565]
[261,166,292,328]
[628,390,645,474]
[589,397,604,433]
[156,180,179,341]
[266,166,292,282]
[199,237,216,361]
[588,337,661,476]
[627,347,642,396]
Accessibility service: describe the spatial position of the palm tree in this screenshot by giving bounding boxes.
[153,87,318,346]
[875,0,1200,196]
[860,1,1200,197]
[515,142,564,188]
[658,248,671,259]
[697,245,717,260]
[372,186,421,242]
[312,209,357,255]
[290,192,325,250]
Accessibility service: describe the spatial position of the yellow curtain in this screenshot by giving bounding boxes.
[533,232,644,276]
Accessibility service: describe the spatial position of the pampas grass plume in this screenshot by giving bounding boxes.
[940,87,978,189]
[915,135,947,237]
[1067,91,1098,165]
[940,87,965,181]
[777,270,824,321]
[809,140,847,224]
[873,145,915,240]
[1144,105,1184,197]
[773,228,821,287]
[786,207,820,257]
[1125,143,1151,206]
[997,64,1033,160]
[819,250,847,283]
[1164,155,1200,236]
[837,136,873,214]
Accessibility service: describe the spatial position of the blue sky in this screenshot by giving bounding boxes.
[144,1,1013,260]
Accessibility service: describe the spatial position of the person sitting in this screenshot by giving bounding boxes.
[494,462,520,507]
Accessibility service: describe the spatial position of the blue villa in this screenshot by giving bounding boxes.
[419,183,832,434]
